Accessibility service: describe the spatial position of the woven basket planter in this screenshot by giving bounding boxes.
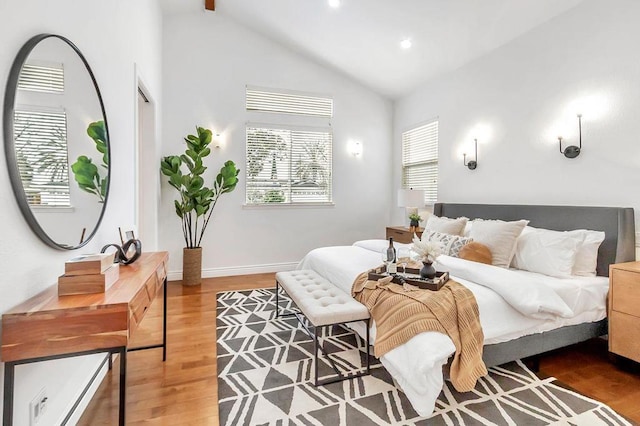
[182,247,202,286]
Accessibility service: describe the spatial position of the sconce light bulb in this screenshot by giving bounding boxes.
[350,141,362,156]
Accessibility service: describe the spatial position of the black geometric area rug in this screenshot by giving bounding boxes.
[217,289,631,426]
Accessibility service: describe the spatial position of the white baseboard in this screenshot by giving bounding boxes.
[167,261,299,281]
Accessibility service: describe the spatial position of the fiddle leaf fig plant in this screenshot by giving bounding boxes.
[71,120,109,202]
[86,120,109,166]
[160,126,239,248]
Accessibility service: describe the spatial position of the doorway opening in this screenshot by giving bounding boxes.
[135,78,158,250]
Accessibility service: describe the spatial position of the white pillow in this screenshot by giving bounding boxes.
[567,229,605,277]
[462,221,472,237]
[511,227,585,278]
[469,219,528,268]
[421,230,473,257]
[424,216,468,236]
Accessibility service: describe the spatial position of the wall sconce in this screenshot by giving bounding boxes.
[350,141,362,157]
[558,114,582,158]
[463,139,478,170]
[213,132,222,149]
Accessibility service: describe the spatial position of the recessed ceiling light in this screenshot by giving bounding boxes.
[400,38,412,49]
[328,0,341,8]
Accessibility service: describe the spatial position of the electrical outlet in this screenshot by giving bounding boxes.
[29,388,47,425]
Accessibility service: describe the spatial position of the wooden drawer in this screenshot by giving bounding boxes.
[609,310,640,363]
[611,269,640,317]
[386,227,411,244]
[1,305,128,362]
[386,227,423,244]
[130,285,151,327]
[155,263,167,291]
[144,274,158,301]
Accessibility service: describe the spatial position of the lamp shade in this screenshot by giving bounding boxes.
[397,189,425,207]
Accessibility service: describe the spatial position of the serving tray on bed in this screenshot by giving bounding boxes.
[368,265,449,291]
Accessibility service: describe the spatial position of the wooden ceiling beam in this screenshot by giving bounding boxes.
[205,0,215,11]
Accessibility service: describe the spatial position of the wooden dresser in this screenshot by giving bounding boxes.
[608,261,640,363]
[1,251,169,426]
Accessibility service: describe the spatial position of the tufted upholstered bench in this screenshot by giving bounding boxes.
[275,270,371,386]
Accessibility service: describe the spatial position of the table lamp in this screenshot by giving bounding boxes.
[397,188,425,230]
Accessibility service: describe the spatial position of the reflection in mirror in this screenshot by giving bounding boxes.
[3,34,110,250]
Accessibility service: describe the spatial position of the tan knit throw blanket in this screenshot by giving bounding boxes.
[351,271,487,392]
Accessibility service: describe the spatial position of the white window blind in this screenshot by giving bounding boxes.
[18,63,64,93]
[246,125,332,205]
[402,120,438,204]
[14,109,71,206]
[246,86,333,118]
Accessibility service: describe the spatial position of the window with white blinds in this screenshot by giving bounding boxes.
[402,120,438,204]
[14,109,70,206]
[18,63,64,93]
[246,124,332,205]
[246,86,333,118]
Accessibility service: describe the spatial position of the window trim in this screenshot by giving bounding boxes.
[245,122,333,206]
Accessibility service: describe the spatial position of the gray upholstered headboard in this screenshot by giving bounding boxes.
[433,203,636,277]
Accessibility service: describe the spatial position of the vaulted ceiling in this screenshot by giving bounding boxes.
[159,0,585,99]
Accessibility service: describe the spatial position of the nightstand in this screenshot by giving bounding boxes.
[386,226,423,244]
[608,261,640,363]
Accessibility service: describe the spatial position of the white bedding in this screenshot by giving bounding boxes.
[297,239,608,416]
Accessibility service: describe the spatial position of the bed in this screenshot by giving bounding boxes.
[297,203,635,416]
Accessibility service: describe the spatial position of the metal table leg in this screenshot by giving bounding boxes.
[3,347,126,426]
[3,362,15,426]
[162,277,167,362]
[119,346,127,426]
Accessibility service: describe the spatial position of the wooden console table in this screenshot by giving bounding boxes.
[1,251,169,426]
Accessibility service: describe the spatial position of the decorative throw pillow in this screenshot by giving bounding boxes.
[469,219,528,268]
[511,227,585,278]
[421,230,473,257]
[462,221,473,237]
[459,242,493,265]
[566,229,605,276]
[424,216,468,236]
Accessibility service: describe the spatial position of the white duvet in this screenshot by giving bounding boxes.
[297,240,608,416]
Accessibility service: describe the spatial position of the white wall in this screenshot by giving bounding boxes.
[393,0,640,231]
[161,12,393,278]
[0,0,162,423]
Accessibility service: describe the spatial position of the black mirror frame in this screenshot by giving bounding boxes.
[3,34,111,250]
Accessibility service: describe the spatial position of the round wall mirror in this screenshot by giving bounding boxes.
[3,34,110,250]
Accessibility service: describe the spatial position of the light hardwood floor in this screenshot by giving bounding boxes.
[79,274,640,425]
